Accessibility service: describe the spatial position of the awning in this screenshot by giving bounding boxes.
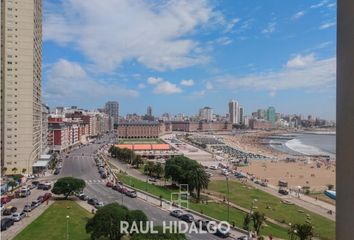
[32,161,50,168]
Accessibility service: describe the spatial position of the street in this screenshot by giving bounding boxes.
[60,134,245,240]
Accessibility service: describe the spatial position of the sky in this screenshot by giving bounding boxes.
[42,0,336,120]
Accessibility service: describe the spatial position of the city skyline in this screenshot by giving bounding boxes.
[43,0,336,120]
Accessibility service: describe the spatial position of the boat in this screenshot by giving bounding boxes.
[324,190,336,200]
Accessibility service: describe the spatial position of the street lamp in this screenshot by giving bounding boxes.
[66,215,70,240]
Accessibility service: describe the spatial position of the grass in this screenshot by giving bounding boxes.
[115,172,290,239]
[208,180,335,240]
[14,200,92,240]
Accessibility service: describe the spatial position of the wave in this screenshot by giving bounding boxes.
[285,138,332,156]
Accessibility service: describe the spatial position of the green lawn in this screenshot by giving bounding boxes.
[208,180,335,240]
[14,201,92,240]
[115,172,290,239]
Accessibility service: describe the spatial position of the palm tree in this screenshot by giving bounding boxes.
[289,223,314,240]
[12,167,18,174]
[251,211,266,236]
[243,214,251,231]
[188,166,210,202]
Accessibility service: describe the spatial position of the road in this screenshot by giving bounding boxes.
[60,134,244,240]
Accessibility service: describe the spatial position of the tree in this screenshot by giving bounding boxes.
[8,180,17,190]
[144,161,155,177]
[153,162,163,178]
[86,203,148,240]
[132,155,143,169]
[12,167,18,174]
[187,165,209,202]
[51,177,86,199]
[22,168,27,174]
[288,223,314,240]
[251,211,266,236]
[243,214,251,231]
[326,184,334,190]
[1,167,7,175]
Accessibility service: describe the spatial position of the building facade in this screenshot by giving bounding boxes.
[266,106,276,126]
[228,100,240,124]
[1,0,42,173]
[118,122,165,138]
[199,106,213,122]
[41,104,49,154]
[249,119,273,130]
[104,101,119,125]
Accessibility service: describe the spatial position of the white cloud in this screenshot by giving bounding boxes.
[262,21,276,34]
[286,53,316,68]
[215,37,233,46]
[310,0,329,9]
[44,0,220,72]
[319,22,336,30]
[180,79,195,87]
[153,81,182,94]
[138,83,146,89]
[147,77,163,85]
[292,11,305,20]
[224,18,240,33]
[205,81,214,90]
[44,59,139,103]
[216,56,335,95]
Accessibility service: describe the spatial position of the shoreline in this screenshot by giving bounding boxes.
[220,130,336,190]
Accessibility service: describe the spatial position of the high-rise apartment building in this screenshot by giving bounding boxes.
[199,106,213,122]
[105,101,119,124]
[239,107,244,125]
[147,106,152,117]
[228,100,240,124]
[266,106,276,126]
[1,0,42,173]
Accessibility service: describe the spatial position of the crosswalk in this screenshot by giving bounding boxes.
[85,179,107,184]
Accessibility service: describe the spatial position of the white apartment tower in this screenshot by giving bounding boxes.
[1,0,42,173]
[228,100,240,124]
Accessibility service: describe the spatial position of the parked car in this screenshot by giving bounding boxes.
[3,206,17,216]
[170,209,184,218]
[23,204,33,212]
[1,196,12,205]
[53,168,60,175]
[31,200,41,208]
[1,218,14,231]
[195,219,216,231]
[236,236,249,240]
[119,187,128,194]
[112,184,122,191]
[32,181,40,186]
[278,188,289,195]
[11,212,26,222]
[94,202,104,208]
[180,214,194,223]
[37,195,44,203]
[125,190,137,198]
[106,182,114,188]
[100,173,107,179]
[78,194,89,201]
[87,198,98,206]
[18,189,31,198]
[214,227,230,238]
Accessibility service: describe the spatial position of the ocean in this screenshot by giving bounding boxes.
[269,132,336,158]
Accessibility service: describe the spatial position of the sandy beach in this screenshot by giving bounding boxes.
[220,130,336,191]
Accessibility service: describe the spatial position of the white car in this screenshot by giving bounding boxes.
[12,212,26,221]
[94,202,104,208]
[209,165,218,170]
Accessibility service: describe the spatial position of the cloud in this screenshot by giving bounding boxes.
[180,79,195,86]
[292,11,305,20]
[44,0,221,72]
[319,22,336,30]
[286,53,316,68]
[147,77,163,85]
[44,59,139,104]
[262,21,276,34]
[153,81,182,94]
[205,81,214,90]
[310,0,329,9]
[224,18,240,33]
[216,55,335,95]
[215,37,233,46]
[138,83,146,89]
